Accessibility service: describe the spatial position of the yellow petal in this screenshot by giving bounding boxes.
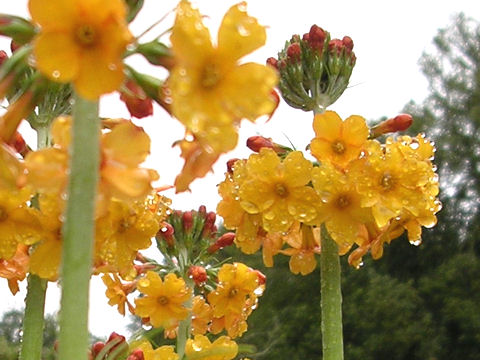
[312,111,342,141]
[28,0,76,28]
[75,51,125,99]
[33,31,80,82]
[343,115,368,146]
[102,122,151,166]
[283,151,312,187]
[103,166,158,200]
[170,0,213,66]
[222,63,278,121]
[217,2,266,62]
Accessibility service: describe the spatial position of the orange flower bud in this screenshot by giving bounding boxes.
[216,232,235,248]
[188,265,208,285]
[266,56,278,69]
[247,136,275,152]
[370,114,413,138]
[157,223,175,246]
[127,349,145,360]
[119,80,153,119]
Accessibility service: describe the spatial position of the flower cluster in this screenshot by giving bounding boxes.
[217,110,441,271]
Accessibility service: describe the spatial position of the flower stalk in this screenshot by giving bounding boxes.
[320,224,344,360]
[58,94,100,360]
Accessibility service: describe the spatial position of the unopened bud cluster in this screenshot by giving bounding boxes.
[268,25,356,112]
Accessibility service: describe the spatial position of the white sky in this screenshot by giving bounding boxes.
[1,0,479,338]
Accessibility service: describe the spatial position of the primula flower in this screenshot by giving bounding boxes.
[311,163,372,250]
[132,341,178,360]
[29,0,132,99]
[95,198,161,275]
[0,244,29,295]
[191,295,213,335]
[238,148,319,233]
[207,262,259,318]
[170,0,278,191]
[101,273,135,316]
[310,110,369,168]
[135,271,191,329]
[185,335,238,360]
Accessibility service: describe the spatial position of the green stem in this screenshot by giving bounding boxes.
[58,94,100,360]
[19,114,52,360]
[20,275,48,360]
[320,224,344,360]
[177,278,194,360]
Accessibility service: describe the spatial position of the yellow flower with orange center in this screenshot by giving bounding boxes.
[207,262,259,318]
[185,335,238,360]
[238,148,319,233]
[310,111,369,168]
[170,0,278,191]
[29,0,132,99]
[312,163,372,250]
[135,271,191,329]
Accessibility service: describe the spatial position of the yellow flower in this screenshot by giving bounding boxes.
[312,163,371,250]
[101,273,135,316]
[281,223,321,275]
[207,263,259,318]
[185,335,238,360]
[0,143,26,190]
[95,198,160,275]
[0,188,42,260]
[135,271,191,329]
[132,341,178,360]
[239,149,319,233]
[29,0,132,99]
[310,111,369,168]
[170,0,278,190]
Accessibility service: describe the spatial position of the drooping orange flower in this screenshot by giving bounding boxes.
[135,271,191,329]
[170,0,278,191]
[101,273,135,316]
[0,244,29,295]
[29,0,132,99]
[310,111,369,168]
[191,295,213,336]
[281,223,321,275]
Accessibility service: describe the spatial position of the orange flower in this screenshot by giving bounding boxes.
[101,273,135,316]
[310,111,368,168]
[0,244,29,295]
[281,223,321,275]
[29,0,132,99]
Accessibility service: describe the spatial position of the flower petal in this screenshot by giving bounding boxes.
[312,111,342,141]
[217,2,266,62]
[343,115,369,146]
[28,0,77,28]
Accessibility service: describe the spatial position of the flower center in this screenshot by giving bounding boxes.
[201,63,221,88]
[274,183,289,198]
[331,140,346,154]
[380,173,395,191]
[75,24,97,47]
[157,296,169,305]
[335,194,350,209]
[228,288,238,298]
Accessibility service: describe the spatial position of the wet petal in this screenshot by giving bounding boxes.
[312,111,342,141]
[343,115,369,146]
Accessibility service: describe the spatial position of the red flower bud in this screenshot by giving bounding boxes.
[306,25,326,51]
[198,205,207,216]
[91,342,105,357]
[107,332,126,345]
[286,42,301,63]
[202,212,217,237]
[127,349,145,360]
[120,80,153,119]
[328,39,344,55]
[188,265,208,285]
[182,211,194,232]
[157,222,175,246]
[10,40,20,53]
[342,36,354,52]
[216,232,236,248]
[247,136,275,153]
[266,57,278,69]
[8,131,30,157]
[370,114,413,138]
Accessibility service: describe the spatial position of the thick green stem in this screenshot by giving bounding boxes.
[320,224,344,360]
[177,277,194,360]
[58,94,100,360]
[20,275,47,360]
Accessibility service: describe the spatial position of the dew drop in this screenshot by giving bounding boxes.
[237,24,250,37]
[108,63,117,71]
[410,239,422,246]
[52,70,60,79]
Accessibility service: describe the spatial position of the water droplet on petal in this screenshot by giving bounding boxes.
[52,70,60,79]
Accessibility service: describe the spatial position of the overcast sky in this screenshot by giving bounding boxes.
[1,0,479,338]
